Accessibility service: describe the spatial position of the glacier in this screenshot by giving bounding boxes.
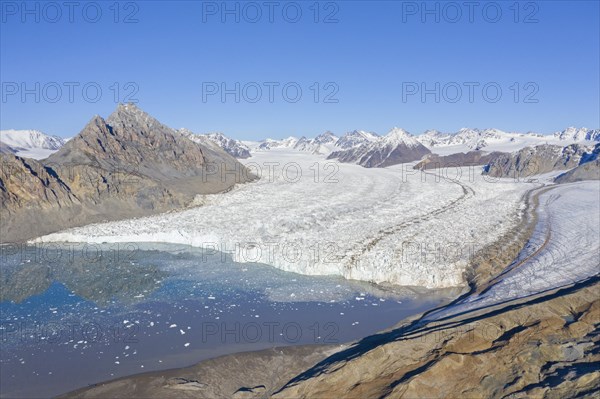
[33,149,544,289]
[423,180,600,321]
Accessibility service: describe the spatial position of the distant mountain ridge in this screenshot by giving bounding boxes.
[414,127,600,152]
[328,128,431,167]
[335,130,380,149]
[414,151,507,171]
[256,136,299,150]
[6,125,597,161]
[483,143,596,178]
[0,129,66,159]
[293,131,340,155]
[553,127,600,141]
[414,142,600,179]
[251,126,599,158]
[178,129,251,159]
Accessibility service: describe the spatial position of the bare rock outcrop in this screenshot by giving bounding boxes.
[273,280,600,399]
[554,144,600,183]
[555,159,600,183]
[483,144,592,178]
[414,150,506,170]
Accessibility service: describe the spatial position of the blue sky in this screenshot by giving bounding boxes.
[1,0,599,139]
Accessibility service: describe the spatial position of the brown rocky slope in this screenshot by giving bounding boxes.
[483,144,594,179]
[273,277,599,399]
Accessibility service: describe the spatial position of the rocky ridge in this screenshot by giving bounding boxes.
[483,143,594,178]
[178,129,251,159]
[293,131,339,154]
[414,150,507,170]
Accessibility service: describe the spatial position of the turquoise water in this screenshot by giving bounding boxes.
[0,243,453,398]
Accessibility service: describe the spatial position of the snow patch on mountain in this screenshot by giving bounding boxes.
[383,127,423,148]
[335,130,379,150]
[255,130,378,155]
[0,130,66,159]
[178,129,251,158]
[553,127,600,142]
[293,131,339,155]
[255,136,299,151]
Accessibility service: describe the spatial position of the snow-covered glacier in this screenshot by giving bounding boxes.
[34,150,541,288]
[424,180,600,321]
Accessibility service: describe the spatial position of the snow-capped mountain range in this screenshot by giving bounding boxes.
[177,129,251,158]
[252,130,379,154]
[255,136,300,150]
[328,128,431,168]
[3,125,599,163]
[335,130,380,149]
[293,131,340,155]
[552,126,600,141]
[414,127,600,155]
[254,127,600,157]
[0,130,67,159]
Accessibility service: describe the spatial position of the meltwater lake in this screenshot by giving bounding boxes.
[1,243,456,398]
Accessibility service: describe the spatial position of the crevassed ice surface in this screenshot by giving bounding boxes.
[34,150,538,288]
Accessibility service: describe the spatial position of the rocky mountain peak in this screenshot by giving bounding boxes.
[86,114,109,130]
[47,104,214,178]
[387,127,411,136]
[384,127,421,148]
[329,127,430,167]
[106,103,172,136]
[333,130,378,150]
[314,131,338,144]
[320,130,336,138]
[347,130,374,137]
